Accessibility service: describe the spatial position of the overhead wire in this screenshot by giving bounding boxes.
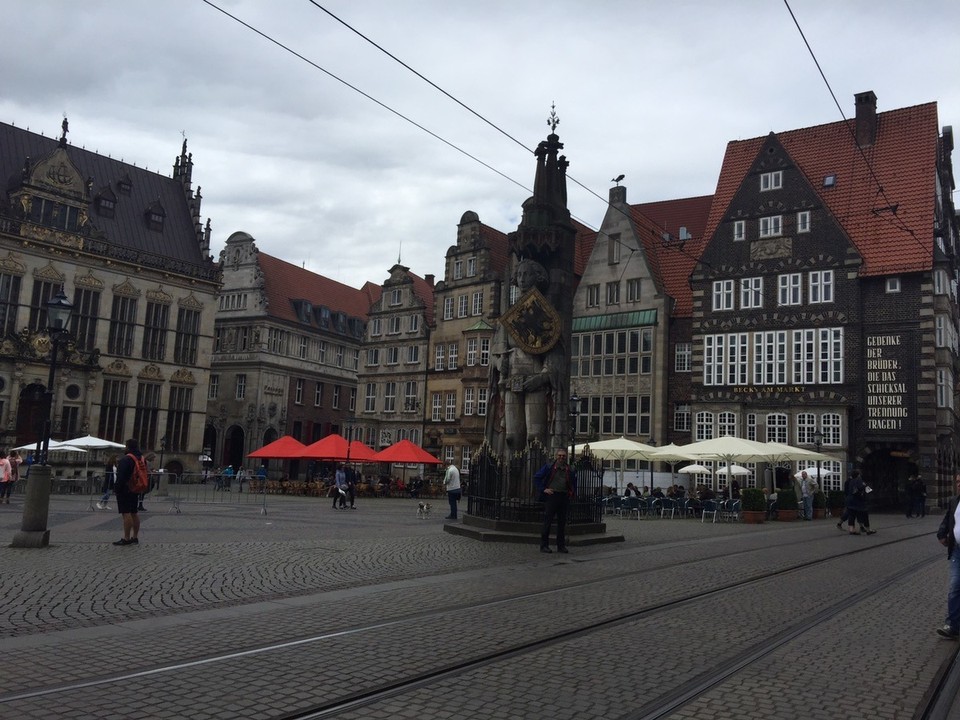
[782,0,924,249]
[201,0,708,274]
[300,1,708,266]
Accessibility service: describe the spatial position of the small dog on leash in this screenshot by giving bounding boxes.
[417,502,432,518]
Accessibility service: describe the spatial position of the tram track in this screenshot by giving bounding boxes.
[1,527,942,719]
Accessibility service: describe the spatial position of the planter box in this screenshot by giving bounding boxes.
[742,510,765,524]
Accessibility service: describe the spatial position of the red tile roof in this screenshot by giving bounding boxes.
[408,271,436,327]
[703,101,940,277]
[257,252,379,324]
[631,196,714,317]
[480,223,510,275]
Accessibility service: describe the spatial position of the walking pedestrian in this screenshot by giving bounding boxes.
[844,469,875,535]
[799,471,815,521]
[332,464,347,509]
[97,455,118,510]
[935,473,960,639]
[113,439,143,546]
[534,448,577,554]
[345,464,357,509]
[0,449,12,504]
[914,475,927,518]
[443,459,461,520]
[236,466,247,493]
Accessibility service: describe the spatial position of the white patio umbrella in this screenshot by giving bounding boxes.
[62,435,125,485]
[574,437,656,493]
[716,464,752,476]
[763,441,836,463]
[62,435,125,450]
[793,466,837,479]
[676,464,713,475]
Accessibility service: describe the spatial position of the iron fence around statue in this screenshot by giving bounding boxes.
[467,442,602,525]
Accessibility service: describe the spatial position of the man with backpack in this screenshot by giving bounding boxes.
[113,438,148,546]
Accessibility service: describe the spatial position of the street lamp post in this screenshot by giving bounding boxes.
[13,290,74,548]
[568,393,584,510]
[648,437,657,496]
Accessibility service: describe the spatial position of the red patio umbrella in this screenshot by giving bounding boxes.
[346,440,377,462]
[300,434,348,460]
[247,435,306,459]
[371,439,443,465]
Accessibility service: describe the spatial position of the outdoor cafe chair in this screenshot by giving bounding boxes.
[659,497,677,519]
[621,495,641,519]
[701,499,719,523]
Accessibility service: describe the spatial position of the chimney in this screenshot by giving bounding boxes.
[609,185,627,205]
[855,91,878,147]
[424,274,435,288]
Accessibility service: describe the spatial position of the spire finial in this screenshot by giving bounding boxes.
[546,102,559,134]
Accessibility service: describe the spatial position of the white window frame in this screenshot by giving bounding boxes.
[759,215,783,238]
[472,291,484,316]
[457,295,468,318]
[445,392,457,422]
[886,277,901,293]
[443,297,454,320]
[712,280,734,311]
[760,170,783,191]
[765,413,788,443]
[740,277,763,309]
[434,345,445,371]
[674,342,691,372]
[778,273,801,306]
[586,284,600,308]
[797,210,811,233]
[626,278,641,302]
[733,220,745,242]
[809,270,834,304]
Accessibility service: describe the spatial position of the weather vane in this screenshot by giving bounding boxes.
[547,102,559,133]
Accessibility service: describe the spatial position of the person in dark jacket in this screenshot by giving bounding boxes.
[936,473,960,639]
[843,469,875,535]
[113,439,143,546]
[534,448,577,554]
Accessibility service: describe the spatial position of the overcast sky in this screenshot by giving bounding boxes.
[4,1,958,290]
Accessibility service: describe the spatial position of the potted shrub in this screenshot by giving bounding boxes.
[776,486,798,521]
[812,490,826,519]
[741,488,766,523]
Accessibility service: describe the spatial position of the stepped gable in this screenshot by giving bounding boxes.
[631,195,713,317]
[703,100,940,277]
[0,121,208,269]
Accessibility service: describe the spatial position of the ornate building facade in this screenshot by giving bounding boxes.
[206,231,378,472]
[354,263,433,454]
[0,121,218,476]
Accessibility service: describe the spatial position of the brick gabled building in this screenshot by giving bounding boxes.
[691,91,959,506]
[207,231,378,472]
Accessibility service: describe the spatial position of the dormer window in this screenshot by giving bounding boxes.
[96,190,116,219]
[117,175,132,195]
[145,201,165,232]
[760,171,783,191]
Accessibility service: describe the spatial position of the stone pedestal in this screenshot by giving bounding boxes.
[11,465,53,548]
